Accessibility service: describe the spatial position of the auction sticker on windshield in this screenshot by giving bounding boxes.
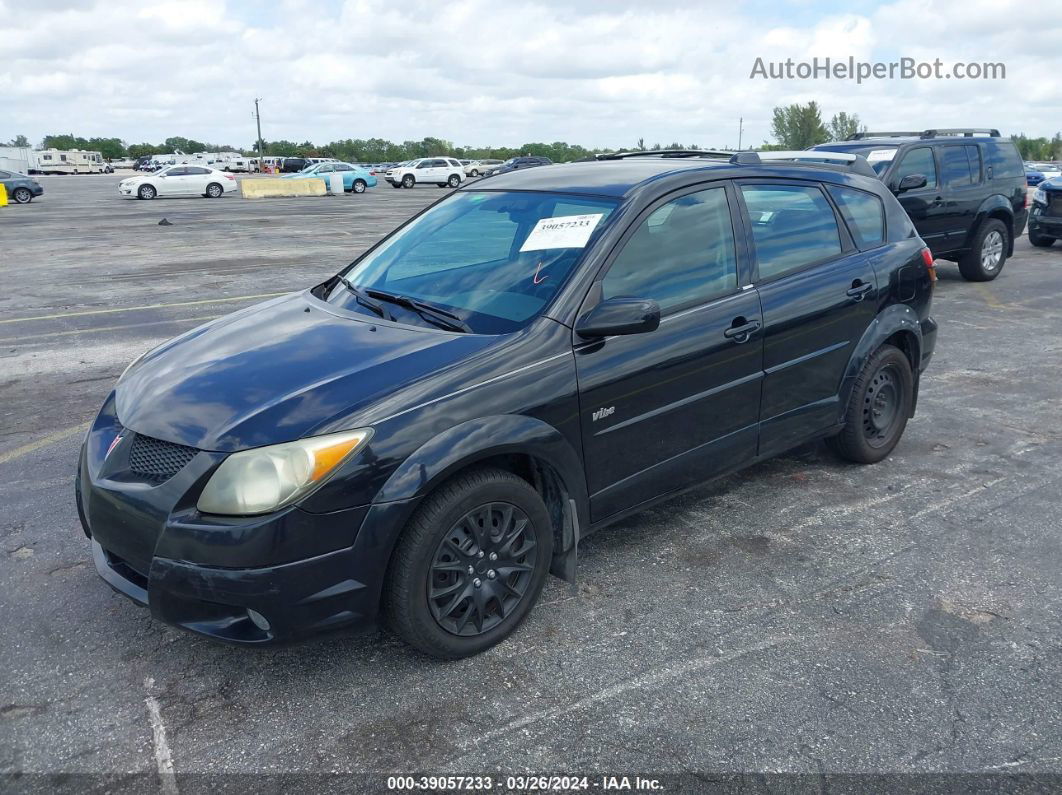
[866,149,896,163]
[520,214,604,252]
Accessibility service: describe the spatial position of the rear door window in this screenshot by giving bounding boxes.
[940,146,974,188]
[741,184,843,280]
[827,186,885,248]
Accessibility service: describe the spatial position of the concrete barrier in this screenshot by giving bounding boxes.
[241,177,327,199]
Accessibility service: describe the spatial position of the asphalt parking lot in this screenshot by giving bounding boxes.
[2,174,1062,788]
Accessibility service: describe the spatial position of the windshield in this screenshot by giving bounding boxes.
[814,144,899,175]
[329,190,618,334]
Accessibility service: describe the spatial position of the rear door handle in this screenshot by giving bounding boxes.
[723,320,761,343]
[846,281,873,300]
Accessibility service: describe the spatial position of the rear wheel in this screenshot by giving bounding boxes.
[958,218,1008,281]
[470,168,480,177]
[447,174,461,188]
[205,182,223,198]
[827,344,913,464]
[1029,227,1056,248]
[401,174,415,188]
[138,184,156,200]
[352,179,366,194]
[383,468,553,659]
[11,187,32,204]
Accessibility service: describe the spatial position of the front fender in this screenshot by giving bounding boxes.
[838,304,923,423]
[374,414,589,530]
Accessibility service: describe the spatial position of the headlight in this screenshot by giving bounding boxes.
[197,428,372,515]
[1033,187,1047,205]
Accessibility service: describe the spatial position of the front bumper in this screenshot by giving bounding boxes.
[1030,203,1062,233]
[78,399,415,645]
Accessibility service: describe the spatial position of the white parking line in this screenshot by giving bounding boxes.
[0,292,287,325]
[144,677,179,795]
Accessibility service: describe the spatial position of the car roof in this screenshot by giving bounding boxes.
[464,159,733,197]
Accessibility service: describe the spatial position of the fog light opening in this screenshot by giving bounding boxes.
[246,609,271,632]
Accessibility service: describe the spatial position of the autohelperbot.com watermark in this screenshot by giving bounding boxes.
[750,56,1006,83]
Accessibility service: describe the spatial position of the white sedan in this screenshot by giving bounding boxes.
[117,165,239,200]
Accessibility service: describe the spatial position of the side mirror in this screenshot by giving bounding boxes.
[576,297,661,339]
[896,173,927,193]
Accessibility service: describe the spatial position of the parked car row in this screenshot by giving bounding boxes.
[284,161,377,193]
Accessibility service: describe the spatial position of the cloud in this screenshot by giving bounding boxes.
[0,0,1059,150]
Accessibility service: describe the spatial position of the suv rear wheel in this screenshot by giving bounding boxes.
[383,467,553,659]
[958,218,1008,281]
[828,344,913,464]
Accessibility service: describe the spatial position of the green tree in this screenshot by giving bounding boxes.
[827,112,863,142]
[4,134,30,147]
[87,137,126,159]
[769,102,829,149]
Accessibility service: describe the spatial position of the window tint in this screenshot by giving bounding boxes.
[894,147,937,189]
[984,141,1023,179]
[187,166,210,175]
[742,184,842,280]
[603,187,737,312]
[940,146,974,187]
[828,186,885,248]
[965,145,982,183]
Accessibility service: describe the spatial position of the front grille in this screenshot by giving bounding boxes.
[128,433,198,484]
[1051,194,1062,215]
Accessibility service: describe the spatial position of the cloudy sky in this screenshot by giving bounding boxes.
[1,0,1059,150]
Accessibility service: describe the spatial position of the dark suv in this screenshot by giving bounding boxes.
[281,157,311,173]
[78,150,937,658]
[484,156,553,177]
[1029,178,1062,248]
[812,129,1027,281]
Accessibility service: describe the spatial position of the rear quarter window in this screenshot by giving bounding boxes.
[984,140,1024,179]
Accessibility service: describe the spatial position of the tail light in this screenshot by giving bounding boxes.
[224,174,236,180]
[921,246,937,282]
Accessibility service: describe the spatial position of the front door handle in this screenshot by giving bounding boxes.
[846,281,873,300]
[723,319,761,343]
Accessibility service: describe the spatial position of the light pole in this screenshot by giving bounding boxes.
[254,98,265,164]
[738,117,744,151]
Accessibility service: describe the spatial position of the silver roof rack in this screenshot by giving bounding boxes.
[847,128,1001,140]
[594,149,733,160]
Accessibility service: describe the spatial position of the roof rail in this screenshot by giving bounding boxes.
[847,128,1001,140]
[846,131,921,140]
[594,149,733,160]
[920,128,1000,138]
[728,150,878,178]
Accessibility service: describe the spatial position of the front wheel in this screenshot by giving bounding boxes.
[1029,227,1056,248]
[827,344,913,464]
[205,182,223,198]
[401,174,415,188]
[11,187,33,204]
[352,179,366,194]
[383,468,553,659]
[138,184,156,200]
[958,218,1008,281]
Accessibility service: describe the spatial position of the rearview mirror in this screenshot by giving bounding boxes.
[576,297,661,339]
[896,173,927,193]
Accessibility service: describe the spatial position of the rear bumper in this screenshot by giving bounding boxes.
[920,316,938,371]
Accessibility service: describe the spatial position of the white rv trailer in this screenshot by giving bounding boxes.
[32,149,106,174]
[0,146,33,174]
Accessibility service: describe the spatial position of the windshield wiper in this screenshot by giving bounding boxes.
[364,289,472,333]
[337,277,394,321]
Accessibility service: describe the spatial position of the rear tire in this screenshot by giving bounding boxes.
[447,174,461,188]
[958,218,1008,281]
[827,344,913,464]
[352,179,366,194]
[1029,228,1056,248]
[383,467,553,659]
[470,169,479,177]
[11,187,32,204]
[205,182,223,198]
[138,184,156,200]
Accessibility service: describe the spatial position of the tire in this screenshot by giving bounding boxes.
[1029,228,1056,248]
[401,174,415,188]
[138,184,156,200]
[205,182,223,198]
[827,344,914,465]
[11,187,32,204]
[352,179,366,194]
[958,218,1008,281]
[383,467,554,659]
[447,174,461,188]
[391,182,401,189]
[470,169,479,177]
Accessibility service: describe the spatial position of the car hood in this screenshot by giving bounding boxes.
[115,291,494,452]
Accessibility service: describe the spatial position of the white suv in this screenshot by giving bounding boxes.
[385,157,464,189]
